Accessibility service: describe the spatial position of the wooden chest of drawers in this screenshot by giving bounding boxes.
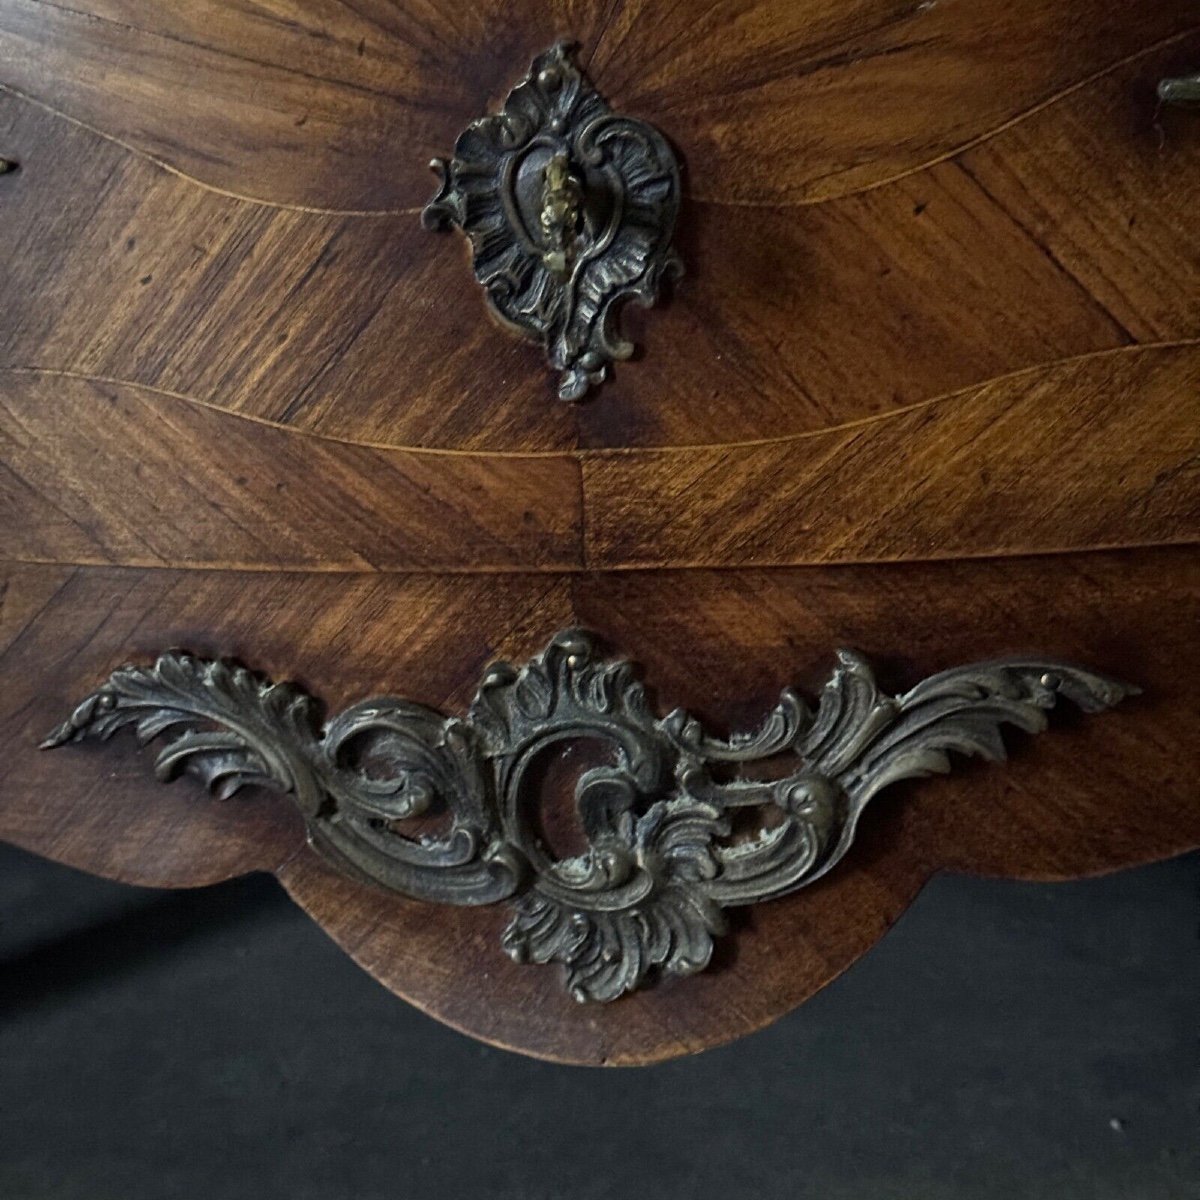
[1,0,1197,1064]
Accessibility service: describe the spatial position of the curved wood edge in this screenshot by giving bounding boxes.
[274,836,936,1066]
[3,551,1197,1062]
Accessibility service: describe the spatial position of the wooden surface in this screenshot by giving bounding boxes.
[3,553,1199,1064]
[2,10,1197,450]
[1,0,1198,1064]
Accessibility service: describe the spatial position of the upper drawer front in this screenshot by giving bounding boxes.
[0,0,1197,455]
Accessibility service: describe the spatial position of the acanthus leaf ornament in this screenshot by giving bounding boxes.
[422,42,683,401]
[42,632,1134,1002]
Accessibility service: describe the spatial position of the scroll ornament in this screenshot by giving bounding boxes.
[43,632,1133,1002]
[423,43,682,401]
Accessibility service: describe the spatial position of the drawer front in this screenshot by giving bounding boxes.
[1,0,1197,1063]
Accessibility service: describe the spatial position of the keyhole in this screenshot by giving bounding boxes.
[523,737,620,861]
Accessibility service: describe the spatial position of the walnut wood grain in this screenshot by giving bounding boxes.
[0,371,578,571]
[591,0,1198,206]
[3,346,1192,572]
[2,0,1199,1065]
[0,95,579,454]
[2,550,1196,1063]
[583,43,1200,449]
[0,0,1191,210]
[0,22,1195,451]
[584,343,1200,568]
[0,566,573,882]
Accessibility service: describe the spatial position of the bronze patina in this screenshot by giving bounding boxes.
[423,43,682,401]
[44,633,1132,1002]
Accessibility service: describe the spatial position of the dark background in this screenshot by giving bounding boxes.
[2,842,1197,1199]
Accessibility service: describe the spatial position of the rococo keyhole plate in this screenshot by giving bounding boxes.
[423,42,683,400]
[43,631,1132,1003]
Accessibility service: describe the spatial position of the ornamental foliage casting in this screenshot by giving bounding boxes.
[423,43,682,401]
[43,631,1133,1002]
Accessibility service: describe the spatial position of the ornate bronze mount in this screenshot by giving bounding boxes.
[423,43,682,401]
[43,633,1133,1002]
